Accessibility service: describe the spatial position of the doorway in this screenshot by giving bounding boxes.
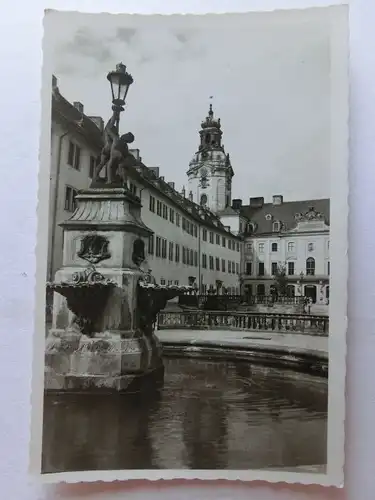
[304,285,317,303]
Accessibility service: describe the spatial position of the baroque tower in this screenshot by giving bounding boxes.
[187,104,234,214]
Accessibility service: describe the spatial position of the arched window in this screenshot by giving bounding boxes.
[306,257,315,276]
[271,242,278,252]
[257,284,265,296]
[205,134,210,144]
[200,194,207,206]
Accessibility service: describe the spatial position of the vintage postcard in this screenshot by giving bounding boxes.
[30,6,348,486]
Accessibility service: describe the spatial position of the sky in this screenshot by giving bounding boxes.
[44,8,337,203]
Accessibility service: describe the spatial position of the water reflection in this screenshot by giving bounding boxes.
[42,358,327,473]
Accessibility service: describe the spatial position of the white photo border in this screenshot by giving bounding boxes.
[29,6,348,487]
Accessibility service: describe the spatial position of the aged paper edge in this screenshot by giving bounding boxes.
[29,6,349,487]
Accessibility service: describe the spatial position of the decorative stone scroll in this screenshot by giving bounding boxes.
[48,265,116,337]
[294,206,325,222]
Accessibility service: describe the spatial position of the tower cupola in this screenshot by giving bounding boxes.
[186,100,234,214]
[199,104,223,149]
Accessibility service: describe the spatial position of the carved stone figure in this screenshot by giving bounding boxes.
[77,234,111,264]
[93,108,135,185]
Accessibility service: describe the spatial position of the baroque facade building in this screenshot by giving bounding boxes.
[238,196,330,305]
[48,77,242,294]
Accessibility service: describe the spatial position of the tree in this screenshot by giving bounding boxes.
[272,263,288,296]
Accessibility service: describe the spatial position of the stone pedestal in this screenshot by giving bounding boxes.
[45,187,165,393]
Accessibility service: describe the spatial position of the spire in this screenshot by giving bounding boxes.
[208,100,213,118]
[201,99,221,130]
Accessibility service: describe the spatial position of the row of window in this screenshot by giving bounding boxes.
[149,195,240,252]
[202,228,240,251]
[246,240,329,253]
[160,279,180,286]
[244,258,330,277]
[148,235,240,274]
[201,254,240,274]
[240,221,281,234]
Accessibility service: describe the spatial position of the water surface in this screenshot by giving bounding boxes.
[42,358,327,473]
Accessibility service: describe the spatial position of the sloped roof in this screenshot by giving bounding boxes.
[216,206,239,216]
[240,198,330,234]
[52,89,104,150]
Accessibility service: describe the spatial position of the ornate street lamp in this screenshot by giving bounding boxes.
[107,63,134,110]
[92,63,135,185]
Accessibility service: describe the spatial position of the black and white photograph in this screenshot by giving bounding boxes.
[31,6,348,486]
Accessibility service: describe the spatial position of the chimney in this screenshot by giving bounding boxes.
[89,116,104,133]
[52,75,58,89]
[73,101,84,114]
[232,198,242,210]
[160,176,165,182]
[249,197,264,208]
[129,148,140,161]
[149,167,160,178]
[272,195,283,206]
[168,181,175,190]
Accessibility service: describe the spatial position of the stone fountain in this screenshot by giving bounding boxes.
[45,187,192,393]
[45,63,192,393]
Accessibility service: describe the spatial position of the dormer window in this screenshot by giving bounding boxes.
[265,214,272,221]
[272,221,281,232]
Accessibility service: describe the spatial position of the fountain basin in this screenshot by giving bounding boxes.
[45,275,194,394]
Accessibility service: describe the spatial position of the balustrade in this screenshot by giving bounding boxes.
[157,310,329,336]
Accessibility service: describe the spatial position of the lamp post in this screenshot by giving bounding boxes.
[107,63,134,133]
[297,271,304,297]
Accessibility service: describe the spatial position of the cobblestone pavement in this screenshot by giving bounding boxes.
[155,329,328,358]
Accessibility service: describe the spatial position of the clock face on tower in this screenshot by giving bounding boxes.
[199,167,209,189]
